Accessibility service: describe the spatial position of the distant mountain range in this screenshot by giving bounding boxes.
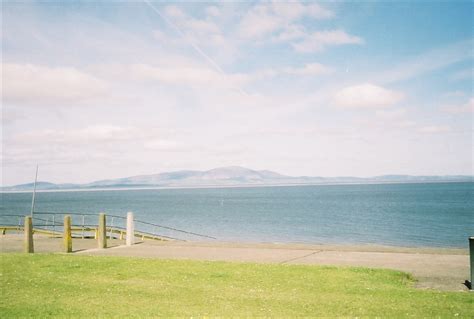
[2,166,473,191]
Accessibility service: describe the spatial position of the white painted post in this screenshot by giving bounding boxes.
[126,212,135,246]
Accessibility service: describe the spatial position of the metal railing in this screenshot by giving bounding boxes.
[0,211,216,241]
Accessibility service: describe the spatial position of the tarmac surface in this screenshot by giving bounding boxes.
[1,234,470,292]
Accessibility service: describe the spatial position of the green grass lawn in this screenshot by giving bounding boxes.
[1,254,472,317]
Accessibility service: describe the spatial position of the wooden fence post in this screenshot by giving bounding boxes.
[64,215,72,253]
[98,213,107,249]
[126,212,135,246]
[24,216,34,253]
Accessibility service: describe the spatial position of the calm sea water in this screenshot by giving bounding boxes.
[1,182,473,248]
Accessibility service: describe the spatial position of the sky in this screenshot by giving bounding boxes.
[1,0,473,186]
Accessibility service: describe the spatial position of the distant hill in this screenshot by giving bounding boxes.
[1,166,472,191]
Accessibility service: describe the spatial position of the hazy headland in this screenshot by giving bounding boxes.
[2,166,472,192]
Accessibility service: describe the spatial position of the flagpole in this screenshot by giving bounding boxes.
[30,165,39,219]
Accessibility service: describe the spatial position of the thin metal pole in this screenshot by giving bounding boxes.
[82,215,85,239]
[110,217,114,239]
[45,215,49,233]
[52,214,56,237]
[30,165,39,219]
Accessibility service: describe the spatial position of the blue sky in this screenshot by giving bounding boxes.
[1,1,473,185]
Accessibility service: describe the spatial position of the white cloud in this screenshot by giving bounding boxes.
[272,24,306,42]
[238,5,281,39]
[1,63,108,106]
[302,3,334,19]
[159,4,239,64]
[375,108,407,120]
[12,125,143,145]
[397,120,417,128]
[92,62,332,91]
[4,125,186,168]
[418,125,451,134]
[1,108,26,125]
[441,97,474,114]
[272,2,333,20]
[254,63,333,79]
[292,30,364,53]
[284,63,334,76]
[164,5,186,19]
[238,1,333,39]
[3,2,472,184]
[157,2,350,61]
[205,6,221,17]
[163,5,221,36]
[127,63,249,89]
[334,83,404,109]
[143,140,184,151]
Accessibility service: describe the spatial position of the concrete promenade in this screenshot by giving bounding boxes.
[1,234,470,292]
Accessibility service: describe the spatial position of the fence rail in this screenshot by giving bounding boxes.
[0,211,216,241]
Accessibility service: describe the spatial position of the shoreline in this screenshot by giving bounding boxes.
[0,231,468,252]
[1,179,472,194]
[154,240,469,255]
[1,234,468,255]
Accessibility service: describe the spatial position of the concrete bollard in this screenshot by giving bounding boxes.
[98,213,107,249]
[126,212,135,246]
[63,215,72,253]
[470,237,474,291]
[24,216,34,253]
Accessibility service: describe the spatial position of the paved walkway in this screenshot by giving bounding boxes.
[1,235,470,291]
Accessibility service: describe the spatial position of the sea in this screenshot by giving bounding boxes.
[1,182,473,248]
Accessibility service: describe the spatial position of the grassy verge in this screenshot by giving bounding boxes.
[1,253,472,317]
